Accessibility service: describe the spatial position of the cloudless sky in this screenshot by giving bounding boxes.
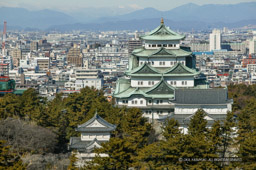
[0,0,255,11]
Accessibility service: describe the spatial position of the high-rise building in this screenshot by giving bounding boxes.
[209,29,222,51]
[11,48,22,67]
[30,41,38,51]
[113,19,232,133]
[128,31,142,54]
[249,31,256,54]
[67,44,83,67]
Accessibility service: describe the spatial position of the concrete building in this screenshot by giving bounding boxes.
[30,41,38,51]
[249,31,256,54]
[67,44,83,67]
[128,32,142,54]
[209,29,222,51]
[35,57,50,71]
[11,48,22,67]
[64,79,103,91]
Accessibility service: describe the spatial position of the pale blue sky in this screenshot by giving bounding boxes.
[0,0,255,11]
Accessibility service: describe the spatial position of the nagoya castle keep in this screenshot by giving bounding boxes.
[113,19,232,131]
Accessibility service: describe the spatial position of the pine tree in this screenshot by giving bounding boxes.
[0,140,26,169]
[86,108,152,169]
[162,118,181,140]
[183,109,218,169]
[68,151,78,170]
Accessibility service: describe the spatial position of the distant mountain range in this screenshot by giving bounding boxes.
[0,2,256,31]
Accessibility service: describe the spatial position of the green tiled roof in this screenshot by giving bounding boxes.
[140,23,185,41]
[132,48,192,58]
[130,63,161,74]
[165,63,198,75]
[114,79,175,99]
[150,47,176,57]
[127,63,199,77]
[146,78,175,95]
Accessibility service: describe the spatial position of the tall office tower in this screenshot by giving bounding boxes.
[67,44,83,67]
[30,41,38,51]
[249,31,256,54]
[128,31,142,55]
[11,48,22,67]
[209,29,222,51]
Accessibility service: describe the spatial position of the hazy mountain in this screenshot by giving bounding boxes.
[0,7,76,29]
[67,7,138,23]
[103,2,256,23]
[0,2,256,31]
[49,18,256,32]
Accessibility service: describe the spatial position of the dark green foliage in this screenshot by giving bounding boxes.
[0,140,26,169]
[68,152,78,170]
[86,108,152,169]
[1,85,256,169]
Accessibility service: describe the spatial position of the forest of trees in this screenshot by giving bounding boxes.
[0,84,256,169]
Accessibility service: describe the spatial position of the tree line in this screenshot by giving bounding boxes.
[0,84,256,169]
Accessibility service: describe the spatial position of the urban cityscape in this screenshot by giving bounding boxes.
[0,0,256,169]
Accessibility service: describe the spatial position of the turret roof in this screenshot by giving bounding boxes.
[140,19,185,41]
[132,47,192,58]
[76,111,116,132]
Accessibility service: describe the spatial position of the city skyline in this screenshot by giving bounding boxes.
[0,0,255,12]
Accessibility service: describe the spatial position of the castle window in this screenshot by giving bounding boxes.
[160,62,162,65]
[152,81,154,85]
[149,44,151,47]
[140,62,143,65]
[132,101,134,104]
[152,61,154,65]
[170,44,173,47]
[174,81,176,85]
[160,111,163,114]
[148,100,152,104]
[157,44,161,47]
[146,111,148,114]
[185,81,187,85]
[174,44,176,47]
[171,61,173,65]
[163,62,165,65]
[160,100,163,104]
[163,44,167,47]
[156,100,159,104]
[135,100,138,104]
[148,81,151,85]
[152,44,156,47]
[157,111,160,114]
[140,100,143,104]
[182,81,184,85]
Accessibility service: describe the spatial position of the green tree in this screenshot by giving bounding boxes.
[86,108,152,169]
[182,109,218,169]
[135,118,184,169]
[68,151,78,170]
[0,94,22,119]
[0,140,26,169]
